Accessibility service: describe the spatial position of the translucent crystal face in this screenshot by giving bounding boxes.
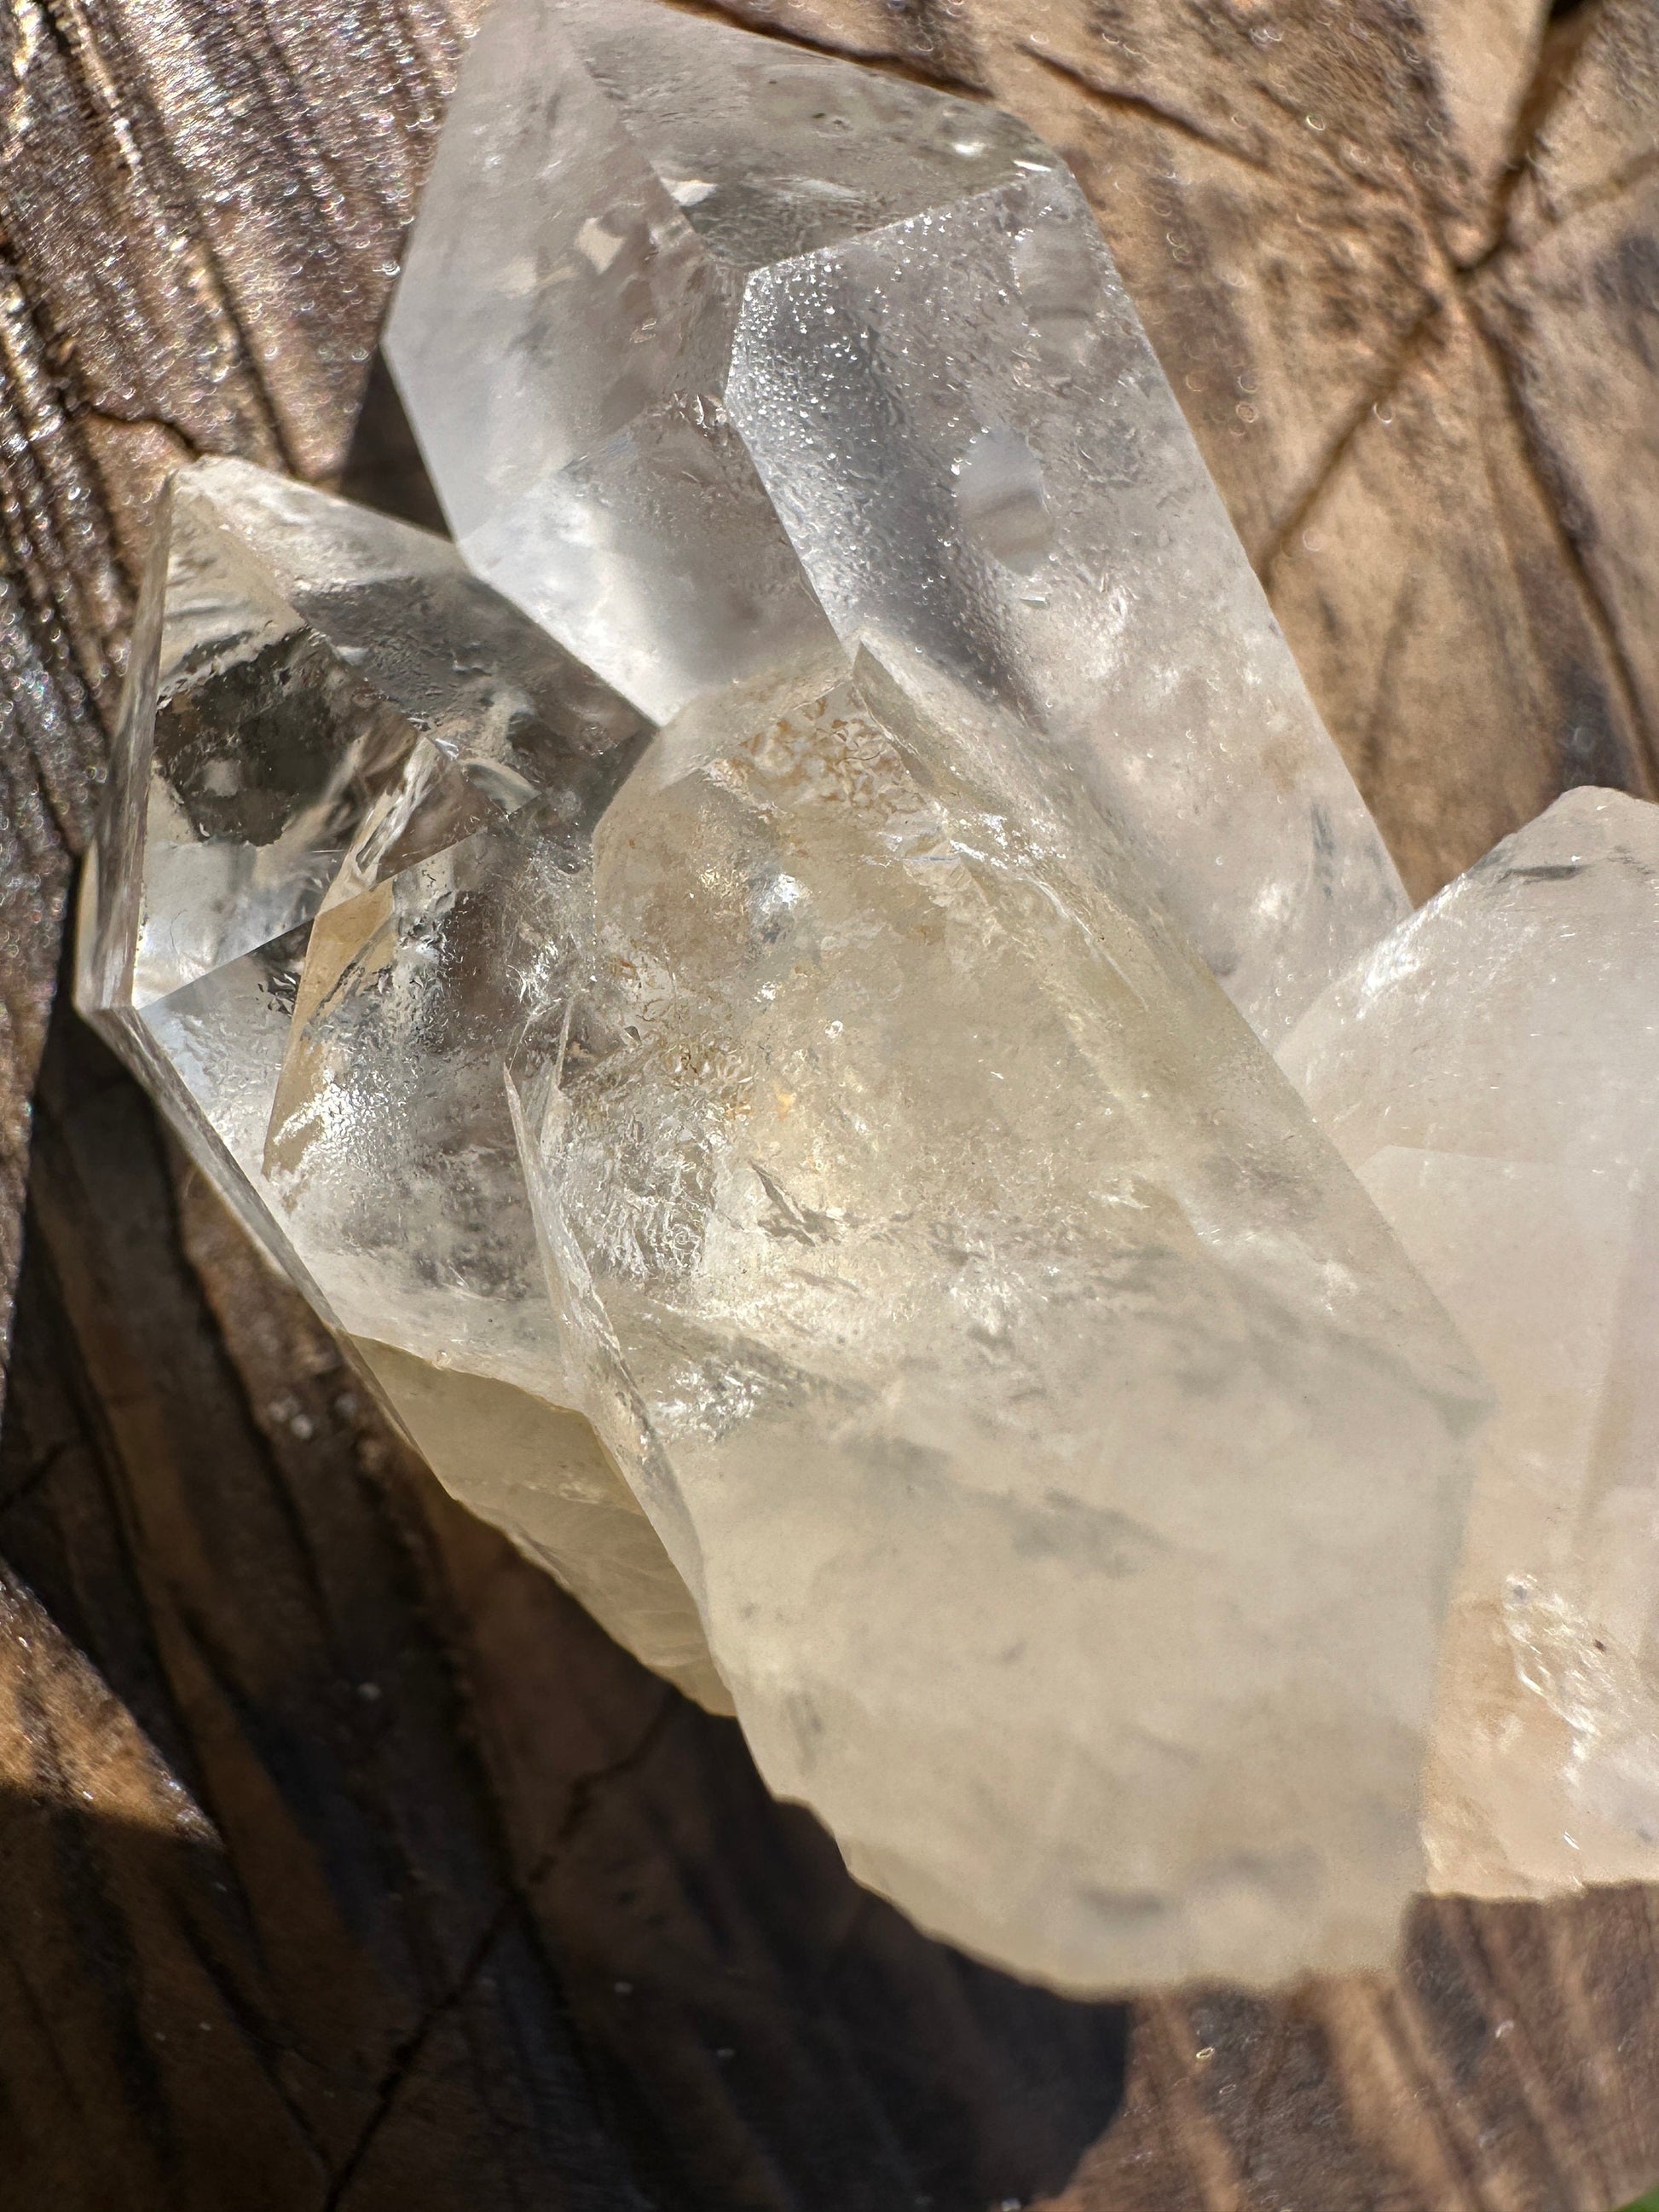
[76,458,724,1709]
[1280,789,1659,1899]
[506,646,1483,1991]
[385,0,1408,1044]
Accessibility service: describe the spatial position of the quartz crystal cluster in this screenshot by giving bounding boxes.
[78,453,1482,1990]
[79,0,1639,1997]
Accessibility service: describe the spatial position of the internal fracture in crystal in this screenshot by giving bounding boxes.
[385,0,1408,1042]
[75,456,726,1710]
[1280,789,1659,1898]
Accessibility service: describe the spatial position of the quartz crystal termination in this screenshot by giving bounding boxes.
[1280,789,1659,1899]
[385,0,1408,1043]
[503,643,1485,1992]
[75,457,727,1710]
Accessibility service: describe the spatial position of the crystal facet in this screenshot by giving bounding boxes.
[76,457,726,1710]
[384,0,1408,1042]
[1280,788,1659,1897]
[503,644,1482,1990]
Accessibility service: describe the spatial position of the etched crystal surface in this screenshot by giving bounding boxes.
[384,0,1408,1042]
[1280,789,1659,1897]
[75,457,725,1709]
[502,644,1483,1990]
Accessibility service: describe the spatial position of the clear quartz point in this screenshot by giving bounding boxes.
[1280,788,1659,1897]
[505,643,1483,1991]
[384,0,1408,1043]
[75,456,727,1711]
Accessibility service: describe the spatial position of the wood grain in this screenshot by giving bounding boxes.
[0,0,1656,2205]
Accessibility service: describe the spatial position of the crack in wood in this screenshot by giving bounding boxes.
[1462,288,1656,783]
[1353,568,1421,799]
[1372,1971,1499,2212]
[319,1693,678,2211]
[0,266,124,730]
[1139,1996,1250,2212]
[74,400,202,463]
[1536,144,1659,236]
[676,0,978,95]
[1015,38,1272,174]
[1256,296,1446,580]
[2,1,303,476]
[1448,1906,1616,2209]
[169,1902,333,2182]
[1450,0,1610,274]
[1228,2007,1294,2198]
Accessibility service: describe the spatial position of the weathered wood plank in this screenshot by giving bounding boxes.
[0,0,1656,2204]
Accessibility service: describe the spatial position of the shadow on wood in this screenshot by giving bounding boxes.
[0,960,1129,2209]
[338,353,448,536]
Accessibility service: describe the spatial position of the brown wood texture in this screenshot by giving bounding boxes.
[0,0,1656,2206]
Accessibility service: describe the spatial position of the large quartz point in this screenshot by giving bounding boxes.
[1280,788,1659,1897]
[75,456,727,1709]
[501,643,1483,1990]
[384,0,1408,1042]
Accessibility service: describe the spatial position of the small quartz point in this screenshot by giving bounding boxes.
[502,642,1483,1990]
[384,0,1407,1042]
[75,457,727,1710]
[1279,788,1659,1897]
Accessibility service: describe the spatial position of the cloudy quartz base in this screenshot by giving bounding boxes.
[501,647,1480,1990]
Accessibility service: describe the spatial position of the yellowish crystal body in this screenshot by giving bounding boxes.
[500,649,1481,1988]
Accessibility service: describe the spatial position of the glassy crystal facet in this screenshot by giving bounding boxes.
[384,0,1408,1043]
[1280,789,1659,1897]
[75,457,727,1709]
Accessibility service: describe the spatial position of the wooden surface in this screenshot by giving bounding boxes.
[0,0,1656,2205]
